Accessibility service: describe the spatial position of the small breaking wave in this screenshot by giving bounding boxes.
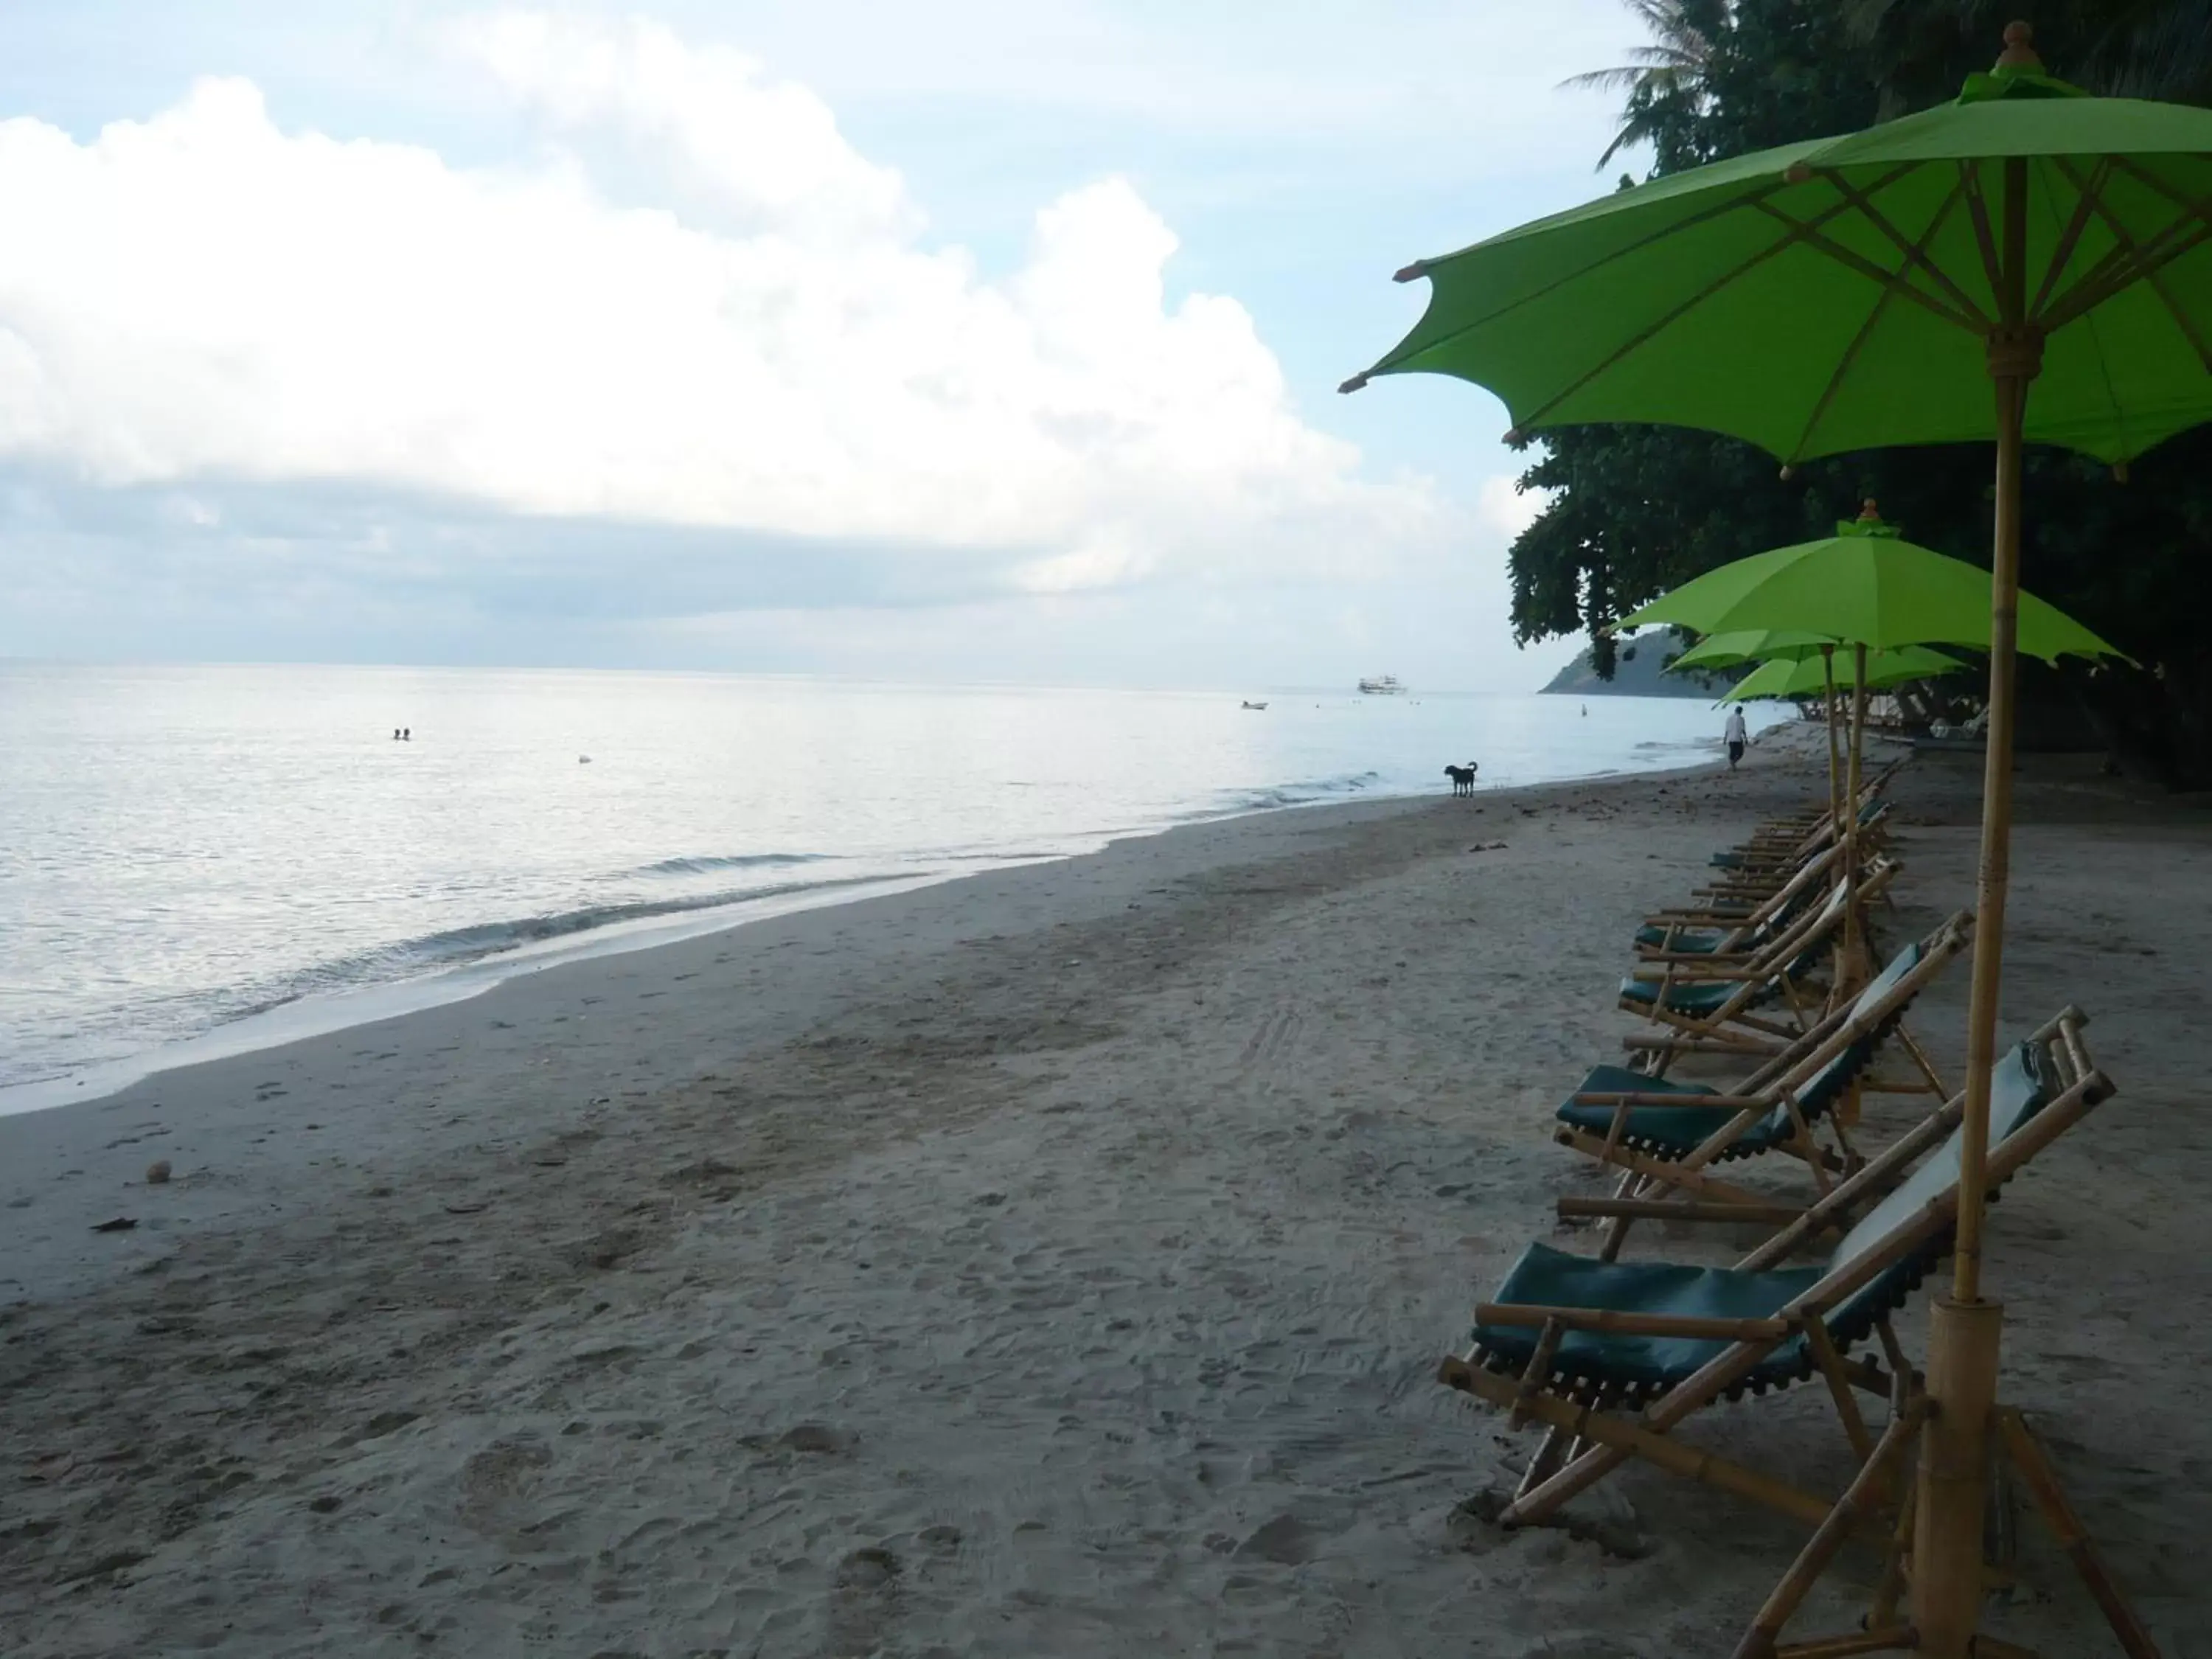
[220,872,897,1020]
[629,852,835,878]
[1194,770,1383,818]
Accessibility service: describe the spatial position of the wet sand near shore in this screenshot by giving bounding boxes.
[5,734,2212,1655]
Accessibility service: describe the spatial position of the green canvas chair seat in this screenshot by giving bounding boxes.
[1618,942,1825,1015]
[1571,942,1922,1161]
[1635,897,1805,952]
[1619,880,1852,1020]
[1554,1071,1805,1163]
[1476,1040,2053,1408]
[1635,922,1753,953]
[1478,1241,1840,1397]
[1635,836,1857,955]
[1619,975,1766,1016]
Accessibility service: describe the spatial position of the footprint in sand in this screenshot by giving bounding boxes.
[456,1439,552,1535]
[826,1546,902,1656]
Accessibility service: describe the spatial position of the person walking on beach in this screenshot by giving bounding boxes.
[1724,706,1748,771]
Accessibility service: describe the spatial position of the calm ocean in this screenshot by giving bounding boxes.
[0,661,1747,1106]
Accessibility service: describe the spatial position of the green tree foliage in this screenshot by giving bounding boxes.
[1524,0,2212,782]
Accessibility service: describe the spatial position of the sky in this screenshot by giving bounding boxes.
[0,1,1644,692]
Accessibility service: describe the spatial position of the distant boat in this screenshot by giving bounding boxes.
[1357,675,1405,695]
[1241,700,1268,711]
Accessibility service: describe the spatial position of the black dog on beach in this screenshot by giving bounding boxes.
[1444,762,1478,796]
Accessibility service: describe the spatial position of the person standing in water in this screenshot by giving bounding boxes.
[1723,705,1748,771]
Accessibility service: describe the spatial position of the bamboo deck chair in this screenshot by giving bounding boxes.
[1637,857,1903,979]
[1636,838,1847,957]
[1738,766,1899,839]
[1704,801,1893,892]
[1711,773,1898,872]
[1723,764,1894,845]
[1438,1010,2110,1540]
[1557,918,1967,1258]
[1617,861,1899,1062]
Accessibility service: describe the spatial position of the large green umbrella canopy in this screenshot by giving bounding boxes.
[1340,57,2212,464]
[1666,628,1840,672]
[1621,517,2126,661]
[1343,27,2211,1651]
[1720,645,1966,701]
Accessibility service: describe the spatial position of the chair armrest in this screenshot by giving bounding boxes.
[1473,1302,1790,1342]
[1568,1091,1772,1110]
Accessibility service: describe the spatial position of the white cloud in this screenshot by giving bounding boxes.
[0,12,1447,595]
[1477,473,1551,540]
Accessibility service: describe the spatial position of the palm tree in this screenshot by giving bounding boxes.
[1560,0,1722,169]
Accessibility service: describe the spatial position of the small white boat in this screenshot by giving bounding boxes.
[1357,675,1405,695]
[1241,700,1268,711]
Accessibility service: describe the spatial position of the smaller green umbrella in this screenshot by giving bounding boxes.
[1719,645,1966,702]
[1666,629,1855,826]
[1620,509,2126,665]
[1666,629,1840,673]
[1631,508,2123,999]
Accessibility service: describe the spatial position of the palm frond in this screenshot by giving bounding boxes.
[1564,0,1722,167]
[1559,61,1672,92]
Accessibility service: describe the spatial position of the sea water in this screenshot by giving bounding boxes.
[0,661,1761,1104]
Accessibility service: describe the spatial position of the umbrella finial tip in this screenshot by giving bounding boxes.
[1997,20,2042,69]
[1859,498,1880,519]
[1778,464,1796,481]
[1503,427,1527,445]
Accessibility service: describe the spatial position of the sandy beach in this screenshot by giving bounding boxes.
[6,736,2212,1656]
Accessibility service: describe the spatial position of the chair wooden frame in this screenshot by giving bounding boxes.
[1439,1010,2107,1543]
[1561,915,1969,1259]
[1618,860,1900,1064]
[1638,838,1850,958]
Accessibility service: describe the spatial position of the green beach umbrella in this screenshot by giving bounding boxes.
[1343,22,2208,1651]
[1665,630,1855,826]
[1720,644,1966,701]
[1633,506,2124,913]
[1621,509,2126,663]
[1340,41,2212,470]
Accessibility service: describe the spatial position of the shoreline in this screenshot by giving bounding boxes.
[13,730,2198,1655]
[0,755,1748,1310]
[1,740,1738,1124]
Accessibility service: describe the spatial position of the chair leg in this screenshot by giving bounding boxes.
[1994,1408,2163,1659]
[1896,1024,1949,1098]
[1514,1423,1573,1500]
[1867,1489,1913,1633]
[1731,1401,1924,1659]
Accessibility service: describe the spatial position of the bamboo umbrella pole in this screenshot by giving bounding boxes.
[1821,646,1843,838]
[1911,148,2038,1659]
[1843,642,1869,994]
